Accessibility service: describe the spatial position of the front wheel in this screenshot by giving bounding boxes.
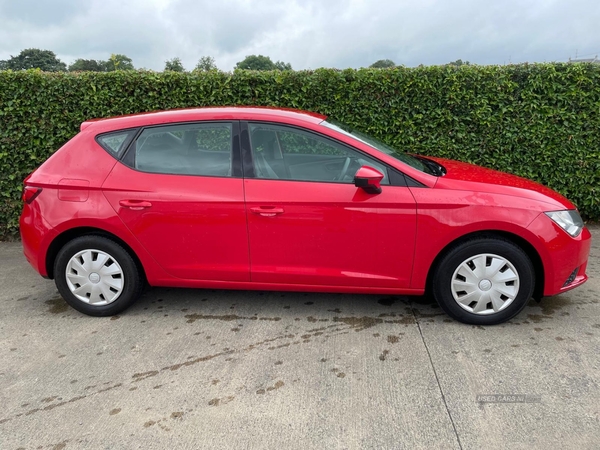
[54,235,143,316]
[432,238,534,325]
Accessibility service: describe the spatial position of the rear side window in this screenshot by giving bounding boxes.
[96,130,137,158]
[132,122,233,177]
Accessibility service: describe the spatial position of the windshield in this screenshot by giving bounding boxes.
[321,120,436,175]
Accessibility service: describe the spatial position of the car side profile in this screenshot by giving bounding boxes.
[20,107,591,325]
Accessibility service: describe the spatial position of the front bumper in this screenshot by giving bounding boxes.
[526,213,592,296]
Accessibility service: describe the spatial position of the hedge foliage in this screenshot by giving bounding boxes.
[1,64,599,238]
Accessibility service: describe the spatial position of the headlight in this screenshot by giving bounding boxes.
[545,210,584,237]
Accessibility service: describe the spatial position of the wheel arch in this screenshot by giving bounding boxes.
[45,227,147,283]
[425,230,545,300]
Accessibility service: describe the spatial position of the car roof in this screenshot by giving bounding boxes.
[80,107,328,132]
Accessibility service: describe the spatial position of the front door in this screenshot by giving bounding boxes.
[243,122,417,288]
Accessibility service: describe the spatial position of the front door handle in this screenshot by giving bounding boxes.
[119,200,152,210]
[250,206,284,217]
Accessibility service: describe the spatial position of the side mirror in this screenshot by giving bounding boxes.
[354,166,384,194]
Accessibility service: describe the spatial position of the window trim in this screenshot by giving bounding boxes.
[241,121,411,187]
[118,120,243,178]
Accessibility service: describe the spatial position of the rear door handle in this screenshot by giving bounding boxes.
[119,200,152,210]
[250,206,284,217]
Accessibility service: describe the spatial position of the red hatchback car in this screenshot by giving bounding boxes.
[20,107,591,325]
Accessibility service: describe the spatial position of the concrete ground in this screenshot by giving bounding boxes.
[0,227,598,450]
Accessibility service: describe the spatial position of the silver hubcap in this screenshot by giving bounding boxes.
[451,253,520,315]
[65,249,124,306]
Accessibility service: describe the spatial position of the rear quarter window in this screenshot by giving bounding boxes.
[96,129,137,158]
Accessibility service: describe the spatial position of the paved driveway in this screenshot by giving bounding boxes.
[1,226,598,449]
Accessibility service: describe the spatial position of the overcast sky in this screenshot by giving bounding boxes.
[0,0,598,71]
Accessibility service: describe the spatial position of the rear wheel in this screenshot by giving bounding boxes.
[432,238,534,325]
[54,235,142,316]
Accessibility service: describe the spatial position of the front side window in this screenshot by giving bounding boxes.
[133,122,232,176]
[321,120,439,175]
[249,123,389,184]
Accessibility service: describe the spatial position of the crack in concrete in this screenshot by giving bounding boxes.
[410,301,464,450]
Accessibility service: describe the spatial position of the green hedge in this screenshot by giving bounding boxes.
[1,64,599,238]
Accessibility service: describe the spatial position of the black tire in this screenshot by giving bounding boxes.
[432,238,534,325]
[54,235,143,316]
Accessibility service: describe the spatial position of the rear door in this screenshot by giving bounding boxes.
[242,122,417,288]
[102,121,250,281]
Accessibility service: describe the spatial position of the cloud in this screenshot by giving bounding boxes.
[0,0,89,26]
[1,0,599,70]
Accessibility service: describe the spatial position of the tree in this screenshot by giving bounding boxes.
[194,56,218,72]
[369,59,395,68]
[447,59,471,66]
[68,59,105,72]
[235,55,292,71]
[103,54,134,71]
[236,54,282,71]
[0,48,66,72]
[164,57,185,72]
[274,60,293,71]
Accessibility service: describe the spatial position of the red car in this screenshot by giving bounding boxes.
[19,107,591,325]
